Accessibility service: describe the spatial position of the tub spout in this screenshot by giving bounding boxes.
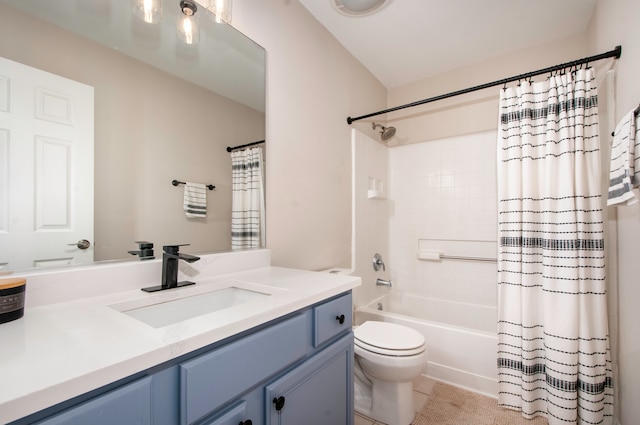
[376,278,392,287]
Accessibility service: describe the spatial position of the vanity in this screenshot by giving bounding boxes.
[0,249,360,425]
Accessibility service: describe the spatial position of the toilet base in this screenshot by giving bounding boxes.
[354,363,415,425]
[371,379,415,425]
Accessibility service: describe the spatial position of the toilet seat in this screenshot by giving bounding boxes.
[354,321,425,357]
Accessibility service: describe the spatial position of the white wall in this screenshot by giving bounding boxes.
[351,129,390,308]
[588,0,640,423]
[232,1,387,272]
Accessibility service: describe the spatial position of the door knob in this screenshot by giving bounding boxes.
[68,239,91,249]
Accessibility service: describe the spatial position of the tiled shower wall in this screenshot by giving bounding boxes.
[388,130,498,308]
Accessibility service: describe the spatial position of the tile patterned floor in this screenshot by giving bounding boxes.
[354,375,436,425]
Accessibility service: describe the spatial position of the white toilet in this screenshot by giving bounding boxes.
[353,321,428,425]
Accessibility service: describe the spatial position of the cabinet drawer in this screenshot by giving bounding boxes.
[313,292,352,347]
[180,312,309,425]
[201,401,248,425]
[35,377,152,425]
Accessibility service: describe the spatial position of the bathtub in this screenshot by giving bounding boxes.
[356,292,498,397]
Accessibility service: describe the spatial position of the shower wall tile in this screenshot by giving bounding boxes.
[389,130,498,307]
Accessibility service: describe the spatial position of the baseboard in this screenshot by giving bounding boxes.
[424,360,498,399]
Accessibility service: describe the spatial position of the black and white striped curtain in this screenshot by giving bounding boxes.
[497,68,614,424]
[231,147,265,249]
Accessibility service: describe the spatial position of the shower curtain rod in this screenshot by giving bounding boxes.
[346,45,622,125]
[226,140,265,152]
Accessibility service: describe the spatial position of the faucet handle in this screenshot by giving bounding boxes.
[128,241,155,260]
[163,244,190,255]
[373,253,386,272]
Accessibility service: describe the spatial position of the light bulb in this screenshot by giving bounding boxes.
[177,0,200,45]
[177,15,199,44]
[206,0,232,24]
[133,0,162,24]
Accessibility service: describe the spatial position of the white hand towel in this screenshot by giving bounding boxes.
[607,110,638,206]
[183,182,207,218]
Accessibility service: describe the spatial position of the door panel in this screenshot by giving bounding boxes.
[0,56,94,270]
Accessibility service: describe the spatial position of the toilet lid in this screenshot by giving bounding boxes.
[354,321,425,355]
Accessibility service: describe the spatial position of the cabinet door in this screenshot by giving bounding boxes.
[265,333,353,425]
[35,377,152,425]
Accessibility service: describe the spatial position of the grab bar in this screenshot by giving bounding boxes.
[440,255,496,263]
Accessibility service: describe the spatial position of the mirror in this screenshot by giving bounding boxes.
[0,0,266,272]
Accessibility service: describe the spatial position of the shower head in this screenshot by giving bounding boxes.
[372,122,396,141]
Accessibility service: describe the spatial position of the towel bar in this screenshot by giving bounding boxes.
[172,180,215,190]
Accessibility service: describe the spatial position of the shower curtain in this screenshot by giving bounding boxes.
[496,68,614,424]
[230,146,265,249]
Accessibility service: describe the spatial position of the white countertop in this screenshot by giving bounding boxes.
[0,260,360,424]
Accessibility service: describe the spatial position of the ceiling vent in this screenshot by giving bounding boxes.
[331,0,391,17]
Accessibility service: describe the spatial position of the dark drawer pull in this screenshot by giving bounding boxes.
[239,421,252,425]
[273,396,286,411]
[336,314,345,325]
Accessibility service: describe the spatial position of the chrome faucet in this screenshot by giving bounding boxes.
[373,253,386,271]
[142,244,200,292]
[376,278,392,287]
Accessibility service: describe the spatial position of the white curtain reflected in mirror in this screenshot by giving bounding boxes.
[231,146,265,249]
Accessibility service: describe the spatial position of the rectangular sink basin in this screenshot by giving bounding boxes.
[113,285,271,328]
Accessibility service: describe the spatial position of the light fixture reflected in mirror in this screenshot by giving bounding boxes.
[177,0,199,45]
[196,0,232,24]
[133,0,162,24]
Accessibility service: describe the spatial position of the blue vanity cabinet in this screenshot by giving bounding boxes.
[33,377,154,425]
[199,400,249,425]
[179,312,310,425]
[15,291,353,425]
[181,292,354,425]
[265,333,353,425]
[31,365,181,425]
[313,291,353,347]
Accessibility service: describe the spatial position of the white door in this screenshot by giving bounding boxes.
[0,57,94,271]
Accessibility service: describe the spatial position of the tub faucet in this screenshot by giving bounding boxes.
[141,244,201,292]
[376,278,392,287]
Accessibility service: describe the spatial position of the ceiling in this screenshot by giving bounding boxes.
[298,0,598,89]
